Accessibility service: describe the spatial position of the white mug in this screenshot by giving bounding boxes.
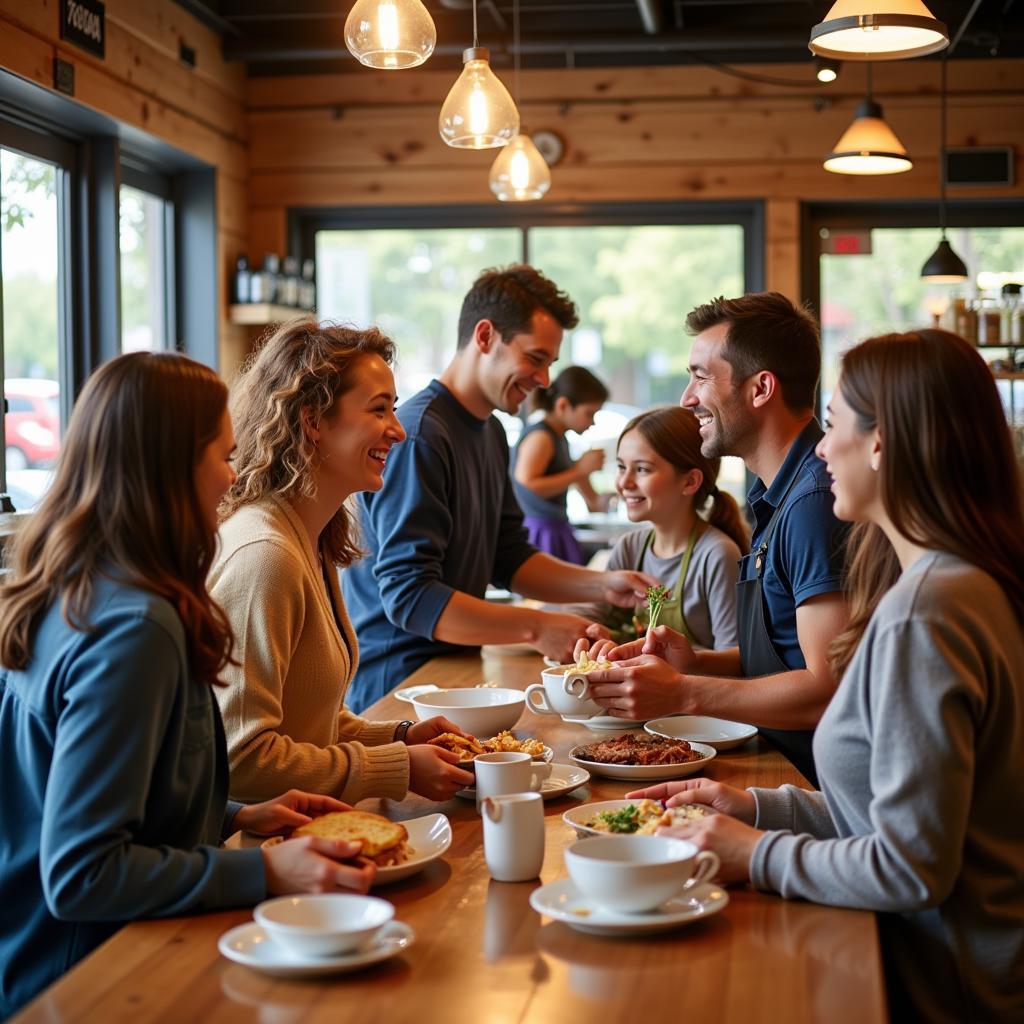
[525,666,602,719]
[474,751,551,811]
[481,792,545,882]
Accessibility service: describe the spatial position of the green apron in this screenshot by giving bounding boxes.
[632,521,706,644]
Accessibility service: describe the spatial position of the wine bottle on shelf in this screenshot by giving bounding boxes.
[233,256,252,304]
[262,253,281,305]
[300,259,316,311]
[281,257,300,307]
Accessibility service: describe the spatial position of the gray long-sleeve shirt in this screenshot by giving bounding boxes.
[749,551,1024,1023]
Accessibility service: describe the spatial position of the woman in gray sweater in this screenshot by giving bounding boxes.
[631,329,1024,1023]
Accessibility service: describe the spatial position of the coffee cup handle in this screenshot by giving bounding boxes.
[529,763,553,791]
[683,850,720,888]
[481,797,502,823]
[563,673,590,699]
[525,683,556,715]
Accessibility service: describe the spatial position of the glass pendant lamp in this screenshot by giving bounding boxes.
[439,0,519,148]
[823,64,912,175]
[345,0,436,69]
[810,0,949,61]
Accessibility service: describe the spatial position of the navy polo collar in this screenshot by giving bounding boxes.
[747,418,825,509]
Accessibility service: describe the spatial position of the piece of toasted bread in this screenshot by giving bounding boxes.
[293,811,408,860]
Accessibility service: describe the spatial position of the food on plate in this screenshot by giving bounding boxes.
[293,811,411,866]
[428,732,485,762]
[574,733,703,766]
[584,799,708,834]
[429,730,545,761]
[564,648,612,676]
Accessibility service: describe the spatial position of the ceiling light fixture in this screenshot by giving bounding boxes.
[921,58,968,283]
[344,0,436,69]
[823,63,912,175]
[810,1,949,61]
[815,57,841,83]
[439,0,519,149]
[489,0,551,201]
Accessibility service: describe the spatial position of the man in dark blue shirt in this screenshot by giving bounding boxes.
[585,292,849,784]
[343,266,656,712]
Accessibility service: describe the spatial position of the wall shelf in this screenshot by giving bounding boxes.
[228,303,307,326]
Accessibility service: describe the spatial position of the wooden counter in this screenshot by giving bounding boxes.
[14,651,888,1023]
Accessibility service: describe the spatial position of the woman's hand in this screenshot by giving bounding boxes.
[601,570,661,608]
[625,779,756,825]
[232,790,355,837]
[407,744,475,800]
[404,716,468,746]
[262,835,376,895]
[583,654,687,720]
[656,814,762,885]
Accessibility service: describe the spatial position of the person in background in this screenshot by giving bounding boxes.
[629,329,1024,1024]
[572,406,746,651]
[343,265,656,713]
[578,292,849,786]
[512,365,611,564]
[212,318,474,805]
[0,353,375,1018]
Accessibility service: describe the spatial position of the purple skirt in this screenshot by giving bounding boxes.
[523,516,587,565]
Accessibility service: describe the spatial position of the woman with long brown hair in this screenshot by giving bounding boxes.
[0,353,375,1018]
[573,405,748,650]
[629,330,1024,1022]
[212,318,473,805]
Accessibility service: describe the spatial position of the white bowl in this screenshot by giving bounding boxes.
[409,687,525,735]
[564,835,709,914]
[254,894,395,957]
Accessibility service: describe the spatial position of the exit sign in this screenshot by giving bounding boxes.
[820,228,873,256]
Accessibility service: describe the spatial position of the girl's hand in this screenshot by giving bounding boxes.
[404,716,469,746]
[656,814,761,885]
[625,779,756,825]
[232,790,355,837]
[262,835,376,895]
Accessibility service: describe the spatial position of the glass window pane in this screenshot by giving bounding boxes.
[2,149,62,511]
[119,184,168,352]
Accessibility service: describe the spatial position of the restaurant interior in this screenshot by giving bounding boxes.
[1,2,1023,1022]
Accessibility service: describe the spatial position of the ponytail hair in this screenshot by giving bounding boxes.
[618,406,750,555]
[532,365,609,413]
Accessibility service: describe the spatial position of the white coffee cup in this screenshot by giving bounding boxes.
[481,792,545,882]
[474,751,552,811]
[525,665,602,719]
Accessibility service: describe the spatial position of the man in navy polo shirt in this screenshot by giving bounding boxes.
[584,292,849,785]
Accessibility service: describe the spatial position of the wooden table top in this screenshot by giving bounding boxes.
[16,650,887,1024]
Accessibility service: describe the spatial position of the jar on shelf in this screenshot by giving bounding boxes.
[1001,283,1022,345]
[975,296,1002,345]
[954,296,977,344]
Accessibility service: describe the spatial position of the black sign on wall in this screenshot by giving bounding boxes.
[60,0,105,60]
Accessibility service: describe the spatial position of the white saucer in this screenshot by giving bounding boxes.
[645,716,757,751]
[218,920,415,976]
[563,714,646,731]
[569,741,716,781]
[456,762,591,801]
[529,878,728,936]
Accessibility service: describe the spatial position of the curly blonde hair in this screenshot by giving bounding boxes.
[221,316,396,566]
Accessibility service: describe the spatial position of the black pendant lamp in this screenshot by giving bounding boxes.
[921,58,968,283]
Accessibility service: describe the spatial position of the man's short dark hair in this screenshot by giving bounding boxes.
[457,264,579,349]
[685,291,821,412]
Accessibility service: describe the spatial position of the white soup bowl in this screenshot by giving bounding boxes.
[254,894,394,957]
[409,687,525,735]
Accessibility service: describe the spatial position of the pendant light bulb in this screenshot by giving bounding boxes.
[823,99,912,175]
[489,134,551,201]
[810,1,949,61]
[439,47,520,149]
[345,0,436,70]
[815,57,841,83]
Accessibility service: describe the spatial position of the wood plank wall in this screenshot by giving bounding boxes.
[0,0,250,377]
[247,58,1024,304]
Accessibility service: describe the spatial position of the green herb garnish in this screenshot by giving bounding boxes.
[645,585,671,631]
[597,804,642,834]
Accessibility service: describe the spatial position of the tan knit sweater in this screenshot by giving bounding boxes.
[210,495,410,803]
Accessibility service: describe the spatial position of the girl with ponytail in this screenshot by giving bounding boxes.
[571,406,748,649]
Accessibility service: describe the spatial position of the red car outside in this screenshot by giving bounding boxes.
[4,378,60,471]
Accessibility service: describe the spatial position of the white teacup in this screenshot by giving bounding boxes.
[525,665,603,719]
[564,834,720,913]
[474,751,552,811]
[481,792,545,882]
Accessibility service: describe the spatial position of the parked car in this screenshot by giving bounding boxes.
[4,379,60,471]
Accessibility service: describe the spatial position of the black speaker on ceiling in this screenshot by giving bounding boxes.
[944,147,1015,188]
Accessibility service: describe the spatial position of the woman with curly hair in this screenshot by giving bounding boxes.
[0,353,374,1017]
[212,317,474,804]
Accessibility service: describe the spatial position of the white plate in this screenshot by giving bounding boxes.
[529,878,728,937]
[563,714,646,731]
[561,799,710,837]
[456,744,555,773]
[645,716,757,751]
[457,762,591,801]
[262,813,452,885]
[218,920,415,977]
[569,741,716,781]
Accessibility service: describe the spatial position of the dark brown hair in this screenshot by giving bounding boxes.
[828,328,1024,678]
[685,291,821,412]
[457,264,579,349]
[0,352,234,683]
[531,365,609,413]
[222,316,396,567]
[618,406,750,555]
